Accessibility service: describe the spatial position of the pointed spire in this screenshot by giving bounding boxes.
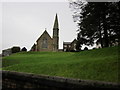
[53,13,59,29]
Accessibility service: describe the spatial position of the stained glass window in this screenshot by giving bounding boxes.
[42,38,48,48]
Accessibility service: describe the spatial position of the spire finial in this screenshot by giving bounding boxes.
[53,14,59,29]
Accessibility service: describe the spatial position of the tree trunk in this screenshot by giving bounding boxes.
[98,17,103,48]
[103,3,109,47]
[98,26,103,48]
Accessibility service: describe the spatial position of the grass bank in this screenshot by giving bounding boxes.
[2,46,119,82]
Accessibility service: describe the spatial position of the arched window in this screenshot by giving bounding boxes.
[42,38,48,48]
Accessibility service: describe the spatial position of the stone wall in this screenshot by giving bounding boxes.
[0,71,2,90]
[2,70,119,89]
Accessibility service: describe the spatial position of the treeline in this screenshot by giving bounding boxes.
[69,1,120,50]
[12,47,27,53]
[2,46,27,57]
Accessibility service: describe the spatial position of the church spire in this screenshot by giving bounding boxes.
[53,13,59,29]
[53,14,59,51]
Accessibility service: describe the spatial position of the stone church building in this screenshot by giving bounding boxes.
[31,14,77,52]
[31,14,59,52]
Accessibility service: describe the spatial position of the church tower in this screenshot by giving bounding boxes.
[53,14,59,51]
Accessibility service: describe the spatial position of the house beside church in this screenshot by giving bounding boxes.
[2,48,12,56]
[2,46,20,57]
[63,39,77,52]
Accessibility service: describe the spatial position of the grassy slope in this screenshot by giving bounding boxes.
[2,46,119,82]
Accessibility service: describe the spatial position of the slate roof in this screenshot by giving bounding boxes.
[36,30,52,42]
[63,42,71,44]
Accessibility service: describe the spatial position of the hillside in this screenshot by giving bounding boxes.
[2,46,119,82]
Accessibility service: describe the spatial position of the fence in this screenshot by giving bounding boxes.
[2,70,119,89]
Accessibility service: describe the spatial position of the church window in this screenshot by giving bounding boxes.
[64,49,66,51]
[69,45,71,48]
[64,45,67,47]
[42,38,48,48]
[74,44,76,47]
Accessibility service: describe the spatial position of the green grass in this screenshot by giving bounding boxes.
[2,46,119,83]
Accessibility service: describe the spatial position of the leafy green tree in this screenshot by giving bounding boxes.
[70,1,120,48]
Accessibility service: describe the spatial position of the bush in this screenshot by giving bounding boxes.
[84,47,88,51]
[11,47,20,53]
[21,47,27,51]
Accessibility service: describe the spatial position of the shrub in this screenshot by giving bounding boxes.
[21,47,27,52]
[11,47,20,53]
[84,47,88,50]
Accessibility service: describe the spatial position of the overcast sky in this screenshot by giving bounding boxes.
[1,0,79,53]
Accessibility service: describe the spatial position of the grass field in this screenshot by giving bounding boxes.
[2,46,119,82]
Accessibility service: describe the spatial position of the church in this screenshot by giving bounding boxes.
[31,14,59,52]
[31,14,77,52]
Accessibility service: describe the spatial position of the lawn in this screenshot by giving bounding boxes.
[2,46,119,83]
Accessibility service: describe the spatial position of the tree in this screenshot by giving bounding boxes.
[69,1,120,48]
[11,47,20,53]
[21,47,27,51]
[84,47,88,50]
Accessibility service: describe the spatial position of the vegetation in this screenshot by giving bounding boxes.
[2,46,119,83]
[21,47,27,52]
[69,1,120,49]
[11,47,20,53]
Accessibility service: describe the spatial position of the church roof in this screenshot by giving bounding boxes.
[72,39,77,43]
[53,14,59,29]
[36,30,52,42]
[63,42,71,45]
[63,39,77,45]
